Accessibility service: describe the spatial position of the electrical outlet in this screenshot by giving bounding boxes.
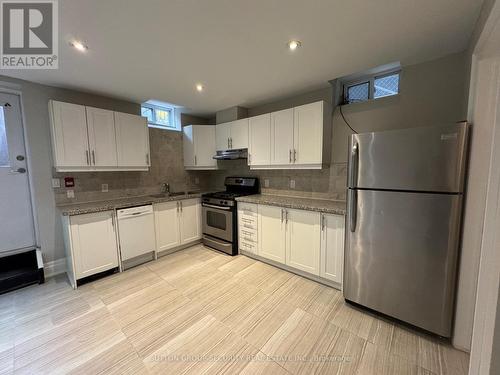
[264,179,270,188]
[66,189,75,199]
[101,184,109,193]
[51,178,60,188]
[290,179,296,189]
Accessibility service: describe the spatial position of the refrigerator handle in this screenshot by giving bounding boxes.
[349,142,359,187]
[349,189,357,232]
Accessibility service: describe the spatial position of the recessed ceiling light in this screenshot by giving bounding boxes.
[195,84,204,92]
[70,40,88,52]
[287,40,302,51]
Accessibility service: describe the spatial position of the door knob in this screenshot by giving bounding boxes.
[16,155,25,161]
[15,167,26,173]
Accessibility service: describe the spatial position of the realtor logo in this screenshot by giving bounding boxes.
[1,0,58,69]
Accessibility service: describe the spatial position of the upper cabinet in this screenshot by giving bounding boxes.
[251,101,331,170]
[115,112,150,169]
[215,119,249,150]
[183,125,217,170]
[49,100,150,172]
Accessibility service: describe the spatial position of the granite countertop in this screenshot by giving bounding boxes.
[236,194,346,215]
[57,192,204,216]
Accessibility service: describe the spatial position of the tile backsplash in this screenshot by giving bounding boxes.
[54,128,347,205]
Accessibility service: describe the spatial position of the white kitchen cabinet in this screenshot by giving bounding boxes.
[179,199,202,244]
[248,113,271,166]
[183,125,217,170]
[154,201,181,252]
[293,101,324,165]
[286,209,321,275]
[49,101,90,170]
[215,119,249,150]
[154,198,201,253]
[216,122,231,150]
[115,112,150,169]
[258,205,286,263]
[229,119,249,149]
[320,214,345,285]
[63,211,119,286]
[271,108,295,165]
[86,107,117,167]
[238,202,258,254]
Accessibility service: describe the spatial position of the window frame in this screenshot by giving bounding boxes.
[343,68,401,105]
[141,103,178,131]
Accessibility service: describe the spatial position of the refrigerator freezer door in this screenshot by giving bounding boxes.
[344,189,462,336]
[348,123,468,192]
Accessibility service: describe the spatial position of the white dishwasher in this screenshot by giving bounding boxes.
[117,205,156,267]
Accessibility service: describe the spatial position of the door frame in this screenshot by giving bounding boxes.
[0,81,39,256]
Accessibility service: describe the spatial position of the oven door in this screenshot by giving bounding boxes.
[202,204,233,242]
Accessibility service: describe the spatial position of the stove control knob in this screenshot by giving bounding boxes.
[220,200,224,204]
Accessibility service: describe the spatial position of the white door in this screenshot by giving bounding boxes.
[183,125,195,167]
[180,199,201,244]
[216,122,231,150]
[230,119,248,150]
[86,107,117,167]
[320,214,344,284]
[258,205,286,263]
[0,93,36,255]
[194,126,217,168]
[154,201,181,252]
[70,211,118,279]
[49,100,90,168]
[115,112,149,168]
[293,102,323,165]
[248,113,271,166]
[286,209,321,275]
[271,108,294,165]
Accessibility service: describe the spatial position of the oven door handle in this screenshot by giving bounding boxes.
[202,203,232,210]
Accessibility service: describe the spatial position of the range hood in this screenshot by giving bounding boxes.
[213,149,248,160]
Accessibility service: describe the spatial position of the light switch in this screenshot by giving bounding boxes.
[66,189,75,198]
[101,184,109,192]
[290,179,296,189]
[264,179,270,188]
[51,178,60,188]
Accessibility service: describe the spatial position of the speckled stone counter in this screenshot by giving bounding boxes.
[236,194,346,215]
[57,193,204,216]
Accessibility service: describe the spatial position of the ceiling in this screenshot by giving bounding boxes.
[3,0,484,116]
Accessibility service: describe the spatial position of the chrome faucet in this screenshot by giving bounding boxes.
[161,183,170,195]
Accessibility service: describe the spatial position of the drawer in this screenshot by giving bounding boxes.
[239,226,257,238]
[239,220,257,231]
[239,239,256,253]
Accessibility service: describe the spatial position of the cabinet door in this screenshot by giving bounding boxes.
[216,122,231,150]
[183,125,195,167]
[154,201,181,252]
[230,119,248,150]
[293,102,323,165]
[180,199,201,244]
[70,211,118,279]
[271,108,294,165]
[86,107,117,167]
[320,214,344,285]
[49,101,90,168]
[258,205,286,263]
[194,126,217,168]
[286,209,321,275]
[248,114,271,166]
[115,112,150,168]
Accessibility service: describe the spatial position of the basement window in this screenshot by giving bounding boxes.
[141,103,179,131]
[343,70,400,104]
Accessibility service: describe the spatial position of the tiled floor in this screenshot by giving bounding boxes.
[0,245,469,374]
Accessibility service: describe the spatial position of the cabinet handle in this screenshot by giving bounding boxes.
[293,149,297,163]
[230,138,233,148]
[227,138,230,149]
[111,215,116,231]
[289,149,292,163]
[92,150,96,165]
[194,155,197,165]
[85,150,90,165]
[281,209,284,223]
[321,215,326,231]
[285,210,289,224]
[180,201,183,212]
[248,153,251,164]
[176,201,179,212]
[146,153,150,165]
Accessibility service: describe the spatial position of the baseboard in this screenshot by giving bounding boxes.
[44,257,66,278]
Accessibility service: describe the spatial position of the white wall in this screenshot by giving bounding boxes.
[0,75,139,264]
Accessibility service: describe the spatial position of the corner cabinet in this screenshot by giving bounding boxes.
[183,125,217,170]
[154,198,202,254]
[49,100,150,172]
[62,211,119,288]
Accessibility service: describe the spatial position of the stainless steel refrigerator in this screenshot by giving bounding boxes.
[344,122,469,337]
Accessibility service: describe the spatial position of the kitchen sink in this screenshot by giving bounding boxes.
[149,191,188,199]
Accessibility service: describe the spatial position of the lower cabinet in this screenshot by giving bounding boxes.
[63,210,119,287]
[320,214,345,284]
[154,198,201,252]
[258,205,286,263]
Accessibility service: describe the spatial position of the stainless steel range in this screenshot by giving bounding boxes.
[202,177,259,255]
